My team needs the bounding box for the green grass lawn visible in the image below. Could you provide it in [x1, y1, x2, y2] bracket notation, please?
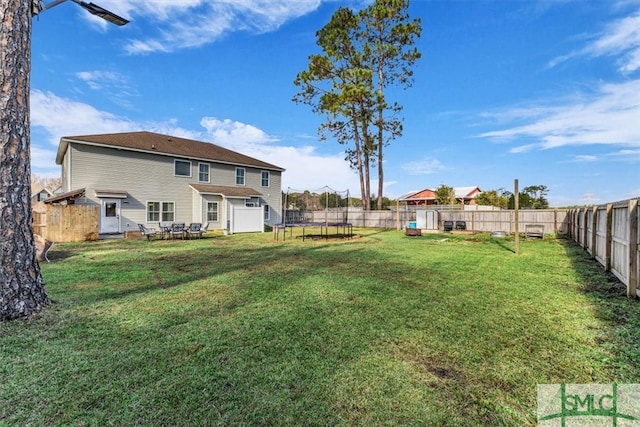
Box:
[1, 229, 639, 426]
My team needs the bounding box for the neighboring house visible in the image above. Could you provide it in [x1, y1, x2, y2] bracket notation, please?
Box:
[30, 184, 54, 216]
[400, 186, 482, 206]
[397, 189, 437, 206]
[452, 186, 482, 205]
[31, 184, 54, 205]
[53, 131, 285, 235]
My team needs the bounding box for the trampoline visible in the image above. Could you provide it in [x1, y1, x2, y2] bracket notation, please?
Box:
[273, 221, 353, 241]
[276, 186, 354, 241]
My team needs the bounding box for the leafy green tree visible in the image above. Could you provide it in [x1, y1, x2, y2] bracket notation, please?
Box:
[523, 185, 550, 209]
[507, 185, 549, 209]
[358, 0, 421, 209]
[294, 7, 374, 209]
[435, 185, 457, 205]
[293, 1, 421, 211]
[369, 195, 395, 210]
[349, 197, 363, 208]
[475, 188, 511, 209]
[319, 192, 346, 209]
[283, 192, 306, 210]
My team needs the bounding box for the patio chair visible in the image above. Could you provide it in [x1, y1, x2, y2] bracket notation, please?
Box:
[138, 223, 159, 241]
[169, 222, 186, 239]
[443, 221, 454, 232]
[159, 221, 172, 239]
[185, 222, 203, 239]
[455, 221, 467, 230]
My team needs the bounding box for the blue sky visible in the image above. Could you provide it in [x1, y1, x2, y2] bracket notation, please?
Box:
[30, 0, 640, 206]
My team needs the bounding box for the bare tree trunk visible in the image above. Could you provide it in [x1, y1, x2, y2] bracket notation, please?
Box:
[351, 119, 367, 211]
[0, 0, 50, 320]
[376, 108, 384, 210]
[359, 116, 373, 211]
[376, 60, 385, 211]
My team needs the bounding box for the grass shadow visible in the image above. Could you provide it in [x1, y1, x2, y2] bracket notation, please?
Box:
[558, 236, 640, 380]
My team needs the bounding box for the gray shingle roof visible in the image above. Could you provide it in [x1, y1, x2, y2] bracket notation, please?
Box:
[56, 131, 284, 171]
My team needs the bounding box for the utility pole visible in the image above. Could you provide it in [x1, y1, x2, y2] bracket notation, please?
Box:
[514, 179, 519, 255]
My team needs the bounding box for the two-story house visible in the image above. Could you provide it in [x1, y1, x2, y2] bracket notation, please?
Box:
[52, 131, 284, 235]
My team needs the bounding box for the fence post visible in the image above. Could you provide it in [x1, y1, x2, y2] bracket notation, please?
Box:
[605, 203, 613, 271]
[628, 198, 638, 298]
[567, 209, 576, 241]
[591, 206, 598, 258]
[581, 206, 589, 249]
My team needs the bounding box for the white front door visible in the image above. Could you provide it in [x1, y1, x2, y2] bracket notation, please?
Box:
[100, 199, 121, 233]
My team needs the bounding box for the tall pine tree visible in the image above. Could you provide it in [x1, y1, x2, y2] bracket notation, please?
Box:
[0, 0, 50, 320]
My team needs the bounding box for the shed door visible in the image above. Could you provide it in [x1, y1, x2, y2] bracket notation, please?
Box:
[100, 199, 121, 233]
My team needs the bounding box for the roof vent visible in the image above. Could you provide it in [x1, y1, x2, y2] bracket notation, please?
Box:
[151, 144, 156, 149]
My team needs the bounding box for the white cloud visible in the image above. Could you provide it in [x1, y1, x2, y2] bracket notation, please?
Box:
[401, 157, 446, 175]
[200, 117, 279, 146]
[199, 116, 360, 192]
[479, 79, 640, 151]
[572, 154, 599, 162]
[31, 90, 138, 146]
[114, 0, 323, 54]
[30, 145, 61, 177]
[549, 9, 640, 74]
[74, 70, 138, 109]
[606, 148, 640, 161]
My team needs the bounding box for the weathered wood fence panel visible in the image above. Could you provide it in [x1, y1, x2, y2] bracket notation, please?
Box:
[302, 208, 569, 233]
[303, 209, 415, 229]
[611, 205, 630, 284]
[594, 206, 608, 265]
[33, 211, 47, 237]
[438, 210, 568, 234]
[40, 204, 100, 242]
[568, 198, 639, 298]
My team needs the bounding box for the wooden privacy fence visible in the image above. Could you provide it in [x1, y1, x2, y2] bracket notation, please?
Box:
[438, 209, 568, 234]
[33, 204, 99, 242]
[301, 209, 414, 229]
[303, 208, 569, 234]
[567, 198, 639, 298]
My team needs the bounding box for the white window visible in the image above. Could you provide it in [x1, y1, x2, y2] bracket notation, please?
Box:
[147, 202, 160, 221]
[263, 204, 270, 220]
[198, 163, 210, 183]
[147, 201, 175, 222]
[261, 171, 270, 187]
[174, 160, 191, 177]
[207, 202, 218, 222]
[235, 167, 245, 185]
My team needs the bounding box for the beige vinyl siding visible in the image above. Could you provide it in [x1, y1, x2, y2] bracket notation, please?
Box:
[69, 144, 195, 231]
[202, 195, 223, 229]
[62, 148, 71, 192]
[253, 170, 281, 225]
[208, 162, 282, 225]
[67, 142, 284, 231]
[191, 188, 201, 224]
